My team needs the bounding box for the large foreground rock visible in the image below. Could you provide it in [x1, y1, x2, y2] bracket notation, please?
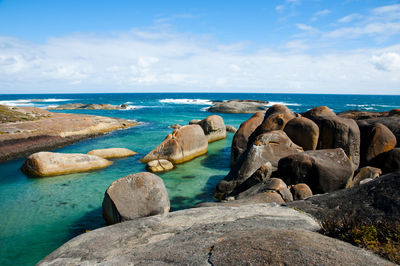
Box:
[369, 148, 400, 174]
[198, 115, 226, 143]
[361, 116, 400, 146]
[230, 112, 264, 168]
[207, 99, 268, 113]
[39, 204, 391, 266]
[87, 148, 137, 159]
[102, 172, 170, 225]
[287, 171, 400, 223]
[278, 148, 353, 193]
[21, 152, 112, 177]
[141, 125, 208, 164]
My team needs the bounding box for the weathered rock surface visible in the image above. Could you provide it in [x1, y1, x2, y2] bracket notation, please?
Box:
[230, 162, 273, 195]
[198, 115, 226, 143]
[305, 107, 360, 170]
[345, 166, 381, 188]
[251, 104, 296, 138]
[302, 106, 336, 120]
[369, 148, 400, 174]
[170, 124, 181, 130]
[21, 152, 112, 177]
[87, 148, 137, 159]
[291, 183, 313, 200]
[236, 178, 293, 202]
[284, 117, 319, 150]
[361, 117, 400, 147]
[48, 103, 129, 110]
[0, 106, 136, 162]
[225, 125, 237, 133]
[215, 131, 302, 200]
[188, 119, 201, 125]
[140, 125, 208, 164]
[337, 108, 400, 120]
[207, 99, 268, 113]
[230, 111, 264, 168]
[39, 204, 391, 266]
[278, 148, 353, 193]
[287, 171, 400, 223]
[146, 159, 174, 173]
[358, 121, 397, 165]
[102, 172, 170, 225]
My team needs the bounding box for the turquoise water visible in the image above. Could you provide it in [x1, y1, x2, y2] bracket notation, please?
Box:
[1, 93, 400, 265]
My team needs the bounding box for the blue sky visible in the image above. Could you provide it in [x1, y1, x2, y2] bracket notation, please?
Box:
[0, 0, 400, 94]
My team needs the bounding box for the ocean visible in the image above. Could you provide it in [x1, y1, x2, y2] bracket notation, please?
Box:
[0, 93, 400, 265]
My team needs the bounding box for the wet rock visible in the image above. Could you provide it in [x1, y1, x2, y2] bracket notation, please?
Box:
[345, 166, 381, 188]
[146, 159, 174, 173]
[21, 152, 112, 177]
[198, 115, 226, 143]
[278, 148, 353, 193]
[102, 172, 170, 225]
[141, 125, 208, 164]
[284, 117, 319, 150]
[230, 112, 264, 168]
[87, 148, 137, 159]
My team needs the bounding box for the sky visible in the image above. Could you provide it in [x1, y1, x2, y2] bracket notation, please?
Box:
[0, 0, 400, 94]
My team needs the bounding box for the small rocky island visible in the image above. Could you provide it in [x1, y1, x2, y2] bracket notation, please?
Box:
[48, 103, 131, 110]
[38, 104, 400, 265]
[207, 99, 268, 113]
[0, 105, 136, 162]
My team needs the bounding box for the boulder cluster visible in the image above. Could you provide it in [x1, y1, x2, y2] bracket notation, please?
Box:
[214, 104, 399, 203]
[141, 115, 227, 172]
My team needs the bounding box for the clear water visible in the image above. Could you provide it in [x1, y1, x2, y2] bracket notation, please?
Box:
[0, 93, 399, 265]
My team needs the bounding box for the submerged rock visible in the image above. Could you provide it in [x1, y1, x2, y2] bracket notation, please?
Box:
[225, 125, 237, 133]
[140, 125, 208, 164]
[87, 148, 137, 159]
[146, 159, 174, 173]
[102, 172, 170, 225]
[21, 152, 112, 177]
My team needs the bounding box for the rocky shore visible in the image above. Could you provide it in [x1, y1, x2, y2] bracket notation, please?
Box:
[207, 99, 268, 113]
[47, 103, 131, 110]
[0, 105, 136, 162]
[33, 104, 400, 264]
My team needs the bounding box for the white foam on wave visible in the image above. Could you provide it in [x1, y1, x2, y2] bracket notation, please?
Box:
[32, 98, 73, 102]
[0, 100, 34, 106]
[266, 101, 301, 107]
[0, 98, 73, 107]
[200, 107, 209, 112]
[159, 98, 213, 105]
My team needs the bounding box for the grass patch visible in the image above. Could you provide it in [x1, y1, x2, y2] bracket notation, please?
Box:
[320, 216, 400, 264]
[0, 105, 45, 123]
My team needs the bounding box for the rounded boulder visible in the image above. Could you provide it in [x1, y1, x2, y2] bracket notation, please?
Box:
[102, 172, 170, 225]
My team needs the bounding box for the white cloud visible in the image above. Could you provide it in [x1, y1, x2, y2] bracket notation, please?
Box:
[338, 13, 362, 23]
[315, 9, 331, 17]
[0, 32, 399, 94]
[296, 23, 314, 31]
[275, 5, 285, 12]
[371, 52, 400, 72]
[372, 4, 400, 14]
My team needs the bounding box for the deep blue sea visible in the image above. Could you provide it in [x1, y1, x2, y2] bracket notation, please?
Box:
[1, 93, 400, 265]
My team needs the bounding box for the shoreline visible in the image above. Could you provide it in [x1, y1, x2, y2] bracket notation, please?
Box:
[0, 105, 137, 162]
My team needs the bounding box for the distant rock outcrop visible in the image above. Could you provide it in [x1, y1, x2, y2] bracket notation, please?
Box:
[48, 103, 130, 110]
[207, 99, 268, 113]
